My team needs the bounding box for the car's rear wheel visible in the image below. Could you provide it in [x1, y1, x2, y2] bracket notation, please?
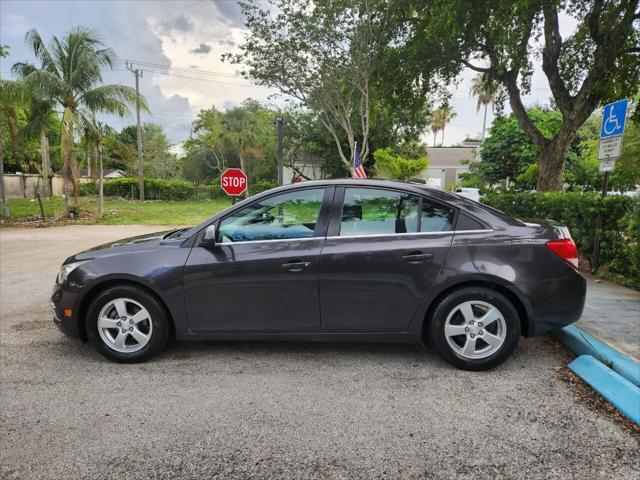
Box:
[428, 287, 520, 371]
[86, 285, 170, 363]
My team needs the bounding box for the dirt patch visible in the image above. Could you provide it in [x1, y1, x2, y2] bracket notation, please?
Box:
[11, 320, 51, 332]
[545, 336, 640, 439]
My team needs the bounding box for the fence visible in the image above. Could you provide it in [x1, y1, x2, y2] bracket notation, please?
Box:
[3, 174, 93, 198]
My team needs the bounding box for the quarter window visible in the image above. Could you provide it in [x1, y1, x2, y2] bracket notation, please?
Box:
[218, 188, 325, 243]
[420, 199, 455, 232]
[339, 188, 419, 236]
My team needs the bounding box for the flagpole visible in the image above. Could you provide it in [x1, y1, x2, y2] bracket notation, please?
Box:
[353, 141, 357, 178]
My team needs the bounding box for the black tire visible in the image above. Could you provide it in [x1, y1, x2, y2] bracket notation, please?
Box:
[428, 287, 520, 371]
[86, 285, 170, 363]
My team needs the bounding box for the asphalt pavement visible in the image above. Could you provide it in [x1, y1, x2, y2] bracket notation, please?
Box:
[0, 225, 638, 480]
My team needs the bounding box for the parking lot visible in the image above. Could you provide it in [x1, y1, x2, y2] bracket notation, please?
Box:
[1, 225, 638, 479]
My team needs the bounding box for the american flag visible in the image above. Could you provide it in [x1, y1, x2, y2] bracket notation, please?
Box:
[352, 142, 367, 178]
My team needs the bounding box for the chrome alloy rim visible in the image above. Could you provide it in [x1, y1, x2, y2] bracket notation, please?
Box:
[444, 300, 507, 360]
[97, 298, 153, 353]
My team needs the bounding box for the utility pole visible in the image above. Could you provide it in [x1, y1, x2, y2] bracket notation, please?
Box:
[275, 116, 284, 185]
[126, 61, 145, 201]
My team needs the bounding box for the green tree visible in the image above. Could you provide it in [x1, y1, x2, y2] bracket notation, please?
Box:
[384, 0, 640, 191]
[373, 147, 429, 180]
[142, 124, 179, 179]
[0, 77, 24, 217]
[13, 27, 147, 207]
[227, 0, 392, 170]
[480, 108, 563, 186]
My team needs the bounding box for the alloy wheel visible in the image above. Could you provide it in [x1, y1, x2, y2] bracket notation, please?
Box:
[444, 300, 507, 359]
[97, 298, 153, 353]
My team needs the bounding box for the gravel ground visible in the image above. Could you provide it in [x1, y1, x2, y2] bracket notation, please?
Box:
[1, 225, 638, 480]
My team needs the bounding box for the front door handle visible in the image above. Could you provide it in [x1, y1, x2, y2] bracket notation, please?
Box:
[282, 261, 311, 272]
[402, 252, 433, 263]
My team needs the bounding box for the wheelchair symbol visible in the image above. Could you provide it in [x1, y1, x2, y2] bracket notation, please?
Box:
[602, 105, 623, 136]
[603, 106, 621, 135]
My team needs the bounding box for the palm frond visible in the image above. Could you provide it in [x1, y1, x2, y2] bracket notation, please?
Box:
[24, 29, 59, 75]
[21, 69, 69, 102]
[81, 84, 149, 117]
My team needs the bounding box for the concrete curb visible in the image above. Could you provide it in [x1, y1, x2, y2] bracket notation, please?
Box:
[568, 355, 640, 425]
[551, 325, 640, 386]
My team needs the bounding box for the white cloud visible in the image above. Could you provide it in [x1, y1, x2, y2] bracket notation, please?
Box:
[0, 1, 580, 148]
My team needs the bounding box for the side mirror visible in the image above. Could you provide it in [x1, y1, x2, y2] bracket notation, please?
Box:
[200, 224, 217, 247]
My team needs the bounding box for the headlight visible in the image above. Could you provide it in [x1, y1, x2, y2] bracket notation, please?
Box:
[57, 260, 90, 284]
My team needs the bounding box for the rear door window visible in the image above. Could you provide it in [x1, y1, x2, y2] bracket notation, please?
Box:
[339, 188, 419, 236]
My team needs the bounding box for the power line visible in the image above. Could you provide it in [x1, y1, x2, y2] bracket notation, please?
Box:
[118, 59, 245, 79]
[140, 68, 257, 87]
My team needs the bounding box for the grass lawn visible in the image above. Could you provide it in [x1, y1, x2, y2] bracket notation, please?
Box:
[4, 196, 233, 226]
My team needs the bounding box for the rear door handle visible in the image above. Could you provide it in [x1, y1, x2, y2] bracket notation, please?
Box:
[402, 252, 433, 263]
[282, 261, 311, 272]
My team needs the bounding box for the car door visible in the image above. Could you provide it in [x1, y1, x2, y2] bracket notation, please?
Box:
[319, 186, 455, 332]
[183, 187, 332, 332]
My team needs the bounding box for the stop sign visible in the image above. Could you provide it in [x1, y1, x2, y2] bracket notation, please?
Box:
[220, 168, 248, 196]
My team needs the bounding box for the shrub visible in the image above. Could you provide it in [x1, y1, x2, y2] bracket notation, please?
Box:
[79, 177, 226, 200]
[483, 192, 640, 288]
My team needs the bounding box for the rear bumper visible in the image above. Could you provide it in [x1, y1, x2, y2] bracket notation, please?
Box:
[516, 270, 587, 337]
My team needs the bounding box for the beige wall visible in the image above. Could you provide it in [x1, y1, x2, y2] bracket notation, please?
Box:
[3, 174, 92, 198]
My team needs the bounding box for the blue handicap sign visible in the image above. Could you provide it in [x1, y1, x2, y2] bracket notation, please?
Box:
[600, 99, 628, 138]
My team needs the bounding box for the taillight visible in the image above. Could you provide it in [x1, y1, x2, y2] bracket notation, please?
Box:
[546, 238, 579, 269]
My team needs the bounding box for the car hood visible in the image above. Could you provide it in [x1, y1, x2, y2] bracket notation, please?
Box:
[65, 230, 177, 263]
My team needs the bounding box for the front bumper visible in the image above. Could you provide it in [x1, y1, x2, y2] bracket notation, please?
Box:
[51, 282, 84, 340]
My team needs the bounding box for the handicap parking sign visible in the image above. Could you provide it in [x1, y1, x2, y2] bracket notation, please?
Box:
[600, 99, 628, 138]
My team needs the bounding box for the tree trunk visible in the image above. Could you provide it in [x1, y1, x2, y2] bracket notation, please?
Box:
[98, 143, 104, 214]
[433, 133, 437, 148]
[239, 153, 249, 196]
[86, 146, 91, 178]
[0, 128, 9, 218]
[61, 118, 77, 207]
[536, 133, 573, 191]
[441, 126, 445, 147]
[40, 131, 51, 197]
[481, 104, 488, 142]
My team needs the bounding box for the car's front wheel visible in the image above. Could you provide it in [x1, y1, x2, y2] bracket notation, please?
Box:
[428, 287, 520, 371]
[86, 285, 170, 363]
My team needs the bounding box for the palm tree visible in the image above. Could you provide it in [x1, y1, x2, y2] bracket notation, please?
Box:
[437, 103, 457, 147]
[470, 73, 502, 142]
[429, 112, 443, 148]
[22, 97, 56, 196]
[12, 27, 147, 208]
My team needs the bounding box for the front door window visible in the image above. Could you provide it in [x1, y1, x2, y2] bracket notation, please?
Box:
[218, 188, 326, 243]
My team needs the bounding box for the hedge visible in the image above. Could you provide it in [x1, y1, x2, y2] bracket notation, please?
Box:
[80, 178, 217, 200]
[483, 192, 640, 288]
[80, 177, 281, 200]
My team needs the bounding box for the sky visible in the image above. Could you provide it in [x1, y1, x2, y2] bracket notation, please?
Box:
[0, 0, 578, 152]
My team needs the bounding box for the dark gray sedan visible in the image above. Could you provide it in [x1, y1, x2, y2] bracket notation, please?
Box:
[51, 179, 586, 370]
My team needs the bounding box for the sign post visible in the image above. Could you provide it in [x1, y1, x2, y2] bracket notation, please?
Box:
[592, 99, 628, 270]
[220, 168, 248, 205]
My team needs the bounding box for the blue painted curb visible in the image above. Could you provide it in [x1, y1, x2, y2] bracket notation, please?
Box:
[552, 324, 640, 387]
[568, 355, 640, 425]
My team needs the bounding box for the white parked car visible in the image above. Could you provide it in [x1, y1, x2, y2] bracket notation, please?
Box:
[454, 187, 482, 202]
